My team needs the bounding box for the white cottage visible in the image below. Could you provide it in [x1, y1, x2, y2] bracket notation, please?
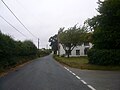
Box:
[58, 42, 92, 57]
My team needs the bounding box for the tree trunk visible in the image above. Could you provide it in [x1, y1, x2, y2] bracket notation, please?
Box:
[54, 50, 57, 54]
[67, 53, 70, 58]
[67, 49, 71, 58]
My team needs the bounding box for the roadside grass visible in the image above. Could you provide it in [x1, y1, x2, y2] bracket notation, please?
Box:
[53, 55, 120, 71]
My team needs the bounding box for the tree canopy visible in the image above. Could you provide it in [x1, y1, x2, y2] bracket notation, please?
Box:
[49, 34, 58, 54]
[87, 0, 120, 49]
[59, 25, 91, 57]
[87, 0, 120, 65]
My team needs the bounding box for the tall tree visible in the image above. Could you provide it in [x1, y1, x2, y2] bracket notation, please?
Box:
[59, 25, 87, 57]
[88, 0, 120, 49]
[87, 0, 120, 65]
[49, 34, 58, 54]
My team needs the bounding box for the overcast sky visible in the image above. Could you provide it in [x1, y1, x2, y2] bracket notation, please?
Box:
[0, 0, 98, 48]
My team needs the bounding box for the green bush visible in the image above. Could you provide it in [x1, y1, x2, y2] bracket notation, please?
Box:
[37, 49, 52, 57]
[0, 31, 37, 71]
[87, 49, 120, 65]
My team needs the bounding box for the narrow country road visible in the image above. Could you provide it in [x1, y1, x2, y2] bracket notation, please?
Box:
[0, 55, 91, 90]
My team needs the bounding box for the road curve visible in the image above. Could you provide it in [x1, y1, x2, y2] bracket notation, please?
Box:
[0, 55, 90, 90]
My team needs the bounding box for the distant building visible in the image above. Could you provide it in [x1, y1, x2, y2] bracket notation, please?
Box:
[57, 42, 92, 57]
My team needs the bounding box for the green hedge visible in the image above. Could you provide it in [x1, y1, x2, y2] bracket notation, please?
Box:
[37, 49, 52, 57]
[0, 32, 37, 72]
[87, 49, 120, 65]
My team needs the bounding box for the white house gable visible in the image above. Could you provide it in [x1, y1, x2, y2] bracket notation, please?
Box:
[58, 42, 92, 57]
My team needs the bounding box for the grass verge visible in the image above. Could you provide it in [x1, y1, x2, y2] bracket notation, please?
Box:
[53, 55, 120, 71]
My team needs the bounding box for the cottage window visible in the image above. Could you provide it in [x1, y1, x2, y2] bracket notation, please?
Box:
[76, 50, 80, 55]
[84, 42, 89, 46]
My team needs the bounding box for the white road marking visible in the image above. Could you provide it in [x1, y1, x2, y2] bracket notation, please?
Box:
[64, 67, 70, 71]
[76, 76, 81, 80]
[64, 67, 67, 70]
[66, 68, 69, 71]
[81, 80, 87, 84]
[87, 85, 96, 90]
[72, 72, 76, 76]
[63, 66, 96, 90]
[69, 70, 72, 73]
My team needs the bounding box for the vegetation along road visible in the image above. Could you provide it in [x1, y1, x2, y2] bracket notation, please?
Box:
[0, 55, 120, 90]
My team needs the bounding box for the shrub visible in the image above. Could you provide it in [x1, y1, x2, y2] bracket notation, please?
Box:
[37, 49, 51, 57]
[87, 49, 120, 65]
[61, 54, 65, 57]
[0, 31, 37, 71]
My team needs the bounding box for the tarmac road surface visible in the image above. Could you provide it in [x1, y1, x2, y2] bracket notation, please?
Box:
[0, 55, 91, 90]
[1, 55, 119, 90]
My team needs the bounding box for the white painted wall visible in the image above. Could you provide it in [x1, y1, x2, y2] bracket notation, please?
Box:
[58, 44, 65, 56]
[58, 43, 92, 57]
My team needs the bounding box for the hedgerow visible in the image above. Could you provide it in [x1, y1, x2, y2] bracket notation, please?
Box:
[0, 31, 37, 71]
[87, 49, 120, 65]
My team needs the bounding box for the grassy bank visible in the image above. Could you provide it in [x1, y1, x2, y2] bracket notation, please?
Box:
[54, 55, 120, 71]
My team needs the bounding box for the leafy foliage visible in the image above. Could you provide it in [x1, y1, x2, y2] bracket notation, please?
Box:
[0, 31, 37, 71]
[37, 49, 52, 57]
[88, 49, 120, 65]
[87, 0, 120, 49]
[59, 25, 91, 57]
[49, 34, 58, 54]
[87, 0, 120, 65]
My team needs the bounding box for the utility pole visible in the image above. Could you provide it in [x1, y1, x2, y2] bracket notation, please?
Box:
[46, 44, 48, 49]
[38, 38, 39, 50]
